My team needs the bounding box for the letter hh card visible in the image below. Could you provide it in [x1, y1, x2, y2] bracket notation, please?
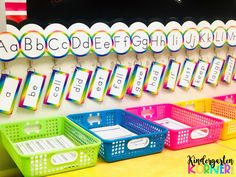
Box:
[163, 59, 181, 91]
[221, 55, 236, 84]
[19, 71, 46, 111]
[44, 70, 69, 107]
[126, 64, 148, 98]
[178, 59, 196, 89]
[206, 57, 225, 86]
[191, 59, 210, 90]
[66, 67, 92, 104]
[144, 62, 166, 95]
[107, 64, 131, 99]
[87, 66, 111, 102]
[0, 74, 22, 115]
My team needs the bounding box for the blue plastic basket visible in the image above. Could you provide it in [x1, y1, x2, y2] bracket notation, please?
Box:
[67, 109, 168, 162]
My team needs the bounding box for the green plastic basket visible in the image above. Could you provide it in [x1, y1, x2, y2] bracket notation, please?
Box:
[0, 116, 101, 177]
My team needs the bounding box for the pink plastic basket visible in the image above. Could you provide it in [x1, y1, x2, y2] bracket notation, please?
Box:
[126, 104, 224, 150]
[214, 94, 236, 104]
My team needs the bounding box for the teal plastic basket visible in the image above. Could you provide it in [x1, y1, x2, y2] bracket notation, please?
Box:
[68, 109, 168, 162]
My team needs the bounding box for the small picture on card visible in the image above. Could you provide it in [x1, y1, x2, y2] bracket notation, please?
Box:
[87, 66, 112, 102]
[163, 59, 181, 91]
[44, 70, 69, 107]
[66, 67, 92, 104]
[126, 64, 148, 98]
[206, 57, 225, 86]
[107, 64, 131, 99]
[144, 62, 165, 95]
[0, 74, 22, 115]
[19, 71, 46, 111]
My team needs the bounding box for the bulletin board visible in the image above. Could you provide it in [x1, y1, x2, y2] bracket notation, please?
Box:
[1, 1, 236, 176]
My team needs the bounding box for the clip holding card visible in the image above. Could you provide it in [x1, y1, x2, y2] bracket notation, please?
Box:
[1, 62, 10, 75]
[134, 53, 142, 66]
[52, 57, 61, 71]
[27, 60, 36, 72]
[75, 56, 82, 68]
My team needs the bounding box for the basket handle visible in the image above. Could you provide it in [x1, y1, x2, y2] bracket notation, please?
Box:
[51, 151, 78, 165]
[87, 113, 101, 125]
[190, 128, 209, 139]
[127, 137, 150, 150]
[140, 106, 155, 119]
[24, 122, 42, 135]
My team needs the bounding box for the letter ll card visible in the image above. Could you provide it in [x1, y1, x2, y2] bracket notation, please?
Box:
[44, 70, 69, 107]
[19, 71, 46, 111]
[163, 59, 181, 91]
[144, 62, 165, 95]
[66, 67, 92, 104]
[87, 66, 112, 102]
[126, 64, 148, 98]
[0, 74, 22, 115]
[206, 57, 225, 86]
[107, 64, 131, 99]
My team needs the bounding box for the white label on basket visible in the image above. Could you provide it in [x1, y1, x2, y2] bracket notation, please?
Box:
[190, 128, 209, 139]
[178, 59, 196, 88]
[91, 125, 136, 140]
[206, 57, 224, 86]
[127, 137, 150, 150]
[51, 151, 78, 165]
[155, 118, 190, 130]
[15, 135, 75, 155]
[191, 60, 209, 89]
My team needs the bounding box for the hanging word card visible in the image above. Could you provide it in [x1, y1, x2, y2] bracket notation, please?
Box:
[163, 59, 181, 91]
[126, 64, 148, 98]
[178, 59, 196, 89]
[88, 66, 111, 102]
[0, 74, 22, 115]
[19, 71, 46, 111]
[66, 67, 92, 104]
[191, 60, 210, 89]
[107, 64, 131, 99]
[221, 55, 236, 84]
[44, 70, 69, 107]
[144, 62, 166, 95]
[206, 57, 225, 86]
